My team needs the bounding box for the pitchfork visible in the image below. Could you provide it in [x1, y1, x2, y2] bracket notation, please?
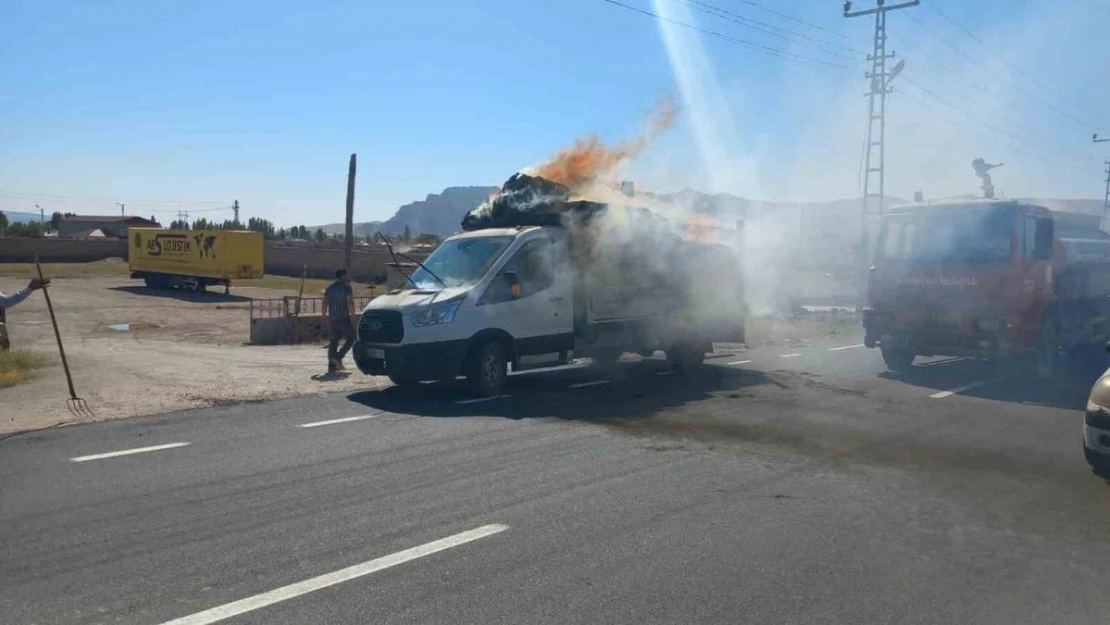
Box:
[33, 251, 93, 419]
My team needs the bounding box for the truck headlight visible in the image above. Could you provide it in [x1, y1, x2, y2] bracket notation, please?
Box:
[412, 296, 464, 327]
[976, 318, 1002, 332]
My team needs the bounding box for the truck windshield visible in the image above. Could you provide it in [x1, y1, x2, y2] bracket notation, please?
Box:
[406, 236, 513, 289]
[879, 207, 1013, 265]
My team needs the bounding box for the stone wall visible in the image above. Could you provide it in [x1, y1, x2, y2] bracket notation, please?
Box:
[0, 237, 127, 262]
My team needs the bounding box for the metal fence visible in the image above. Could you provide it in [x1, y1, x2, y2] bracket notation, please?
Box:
[249, 296, 375, 321]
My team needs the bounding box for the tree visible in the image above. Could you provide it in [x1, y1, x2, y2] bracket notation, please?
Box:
[7, 221, 44, 238]
[402, 225, 412, 242]
[50, 211, 64, 231]
[314, 227, 327, 242]
[0, 211, 8, 236]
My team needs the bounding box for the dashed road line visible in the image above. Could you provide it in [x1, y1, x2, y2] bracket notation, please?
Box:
[655, 371, 675, 376]
[727, 360, 752, 365]
[828, 344, 865, 351]
[71, 442, 191, 463]
[929, 378, 996, 399]
[779, 353, 802, 358]
[299, 414, 382, 429]
[569, 380, 611, 389]
[157, 524, 510, 625]
[455, 395, 511, 405]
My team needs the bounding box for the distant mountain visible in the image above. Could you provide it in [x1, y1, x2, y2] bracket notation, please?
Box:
[313, 181, 1107, 245]
[1, 211, 42, 224]
[379, 186, 498, 237]
[313, 221, 384, 237]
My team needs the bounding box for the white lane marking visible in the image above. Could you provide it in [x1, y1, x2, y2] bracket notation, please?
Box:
[779, 353, 802, 358]
[299, 414, 382, 429]
[71, 442, 190, 463]
[656, 370, 675, 376]
[455, 395, 510, 405]
[727, 360, 752, 365]
[569, 380, 611, 389]
[157, 524, 509, 625]
[929, 378, 995, 399]
[827, 344, 865, 351]
[916, 357, 970, 368]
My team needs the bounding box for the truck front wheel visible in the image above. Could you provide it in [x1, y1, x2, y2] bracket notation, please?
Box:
[466, 340, 508, 397]
[881, 346, 915, 371]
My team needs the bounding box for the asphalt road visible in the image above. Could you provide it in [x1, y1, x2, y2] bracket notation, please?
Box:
[3, 334, 1110, 624]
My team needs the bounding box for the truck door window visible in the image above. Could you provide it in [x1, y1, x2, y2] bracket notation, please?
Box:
[481, 238, 554, 304]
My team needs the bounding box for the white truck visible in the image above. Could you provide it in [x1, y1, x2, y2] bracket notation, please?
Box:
[351, 174, 745, 396]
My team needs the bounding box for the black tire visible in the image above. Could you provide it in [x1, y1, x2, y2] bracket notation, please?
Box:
[466, 340, 508, 397]
[881, 345, 915, 371]
[1084, 444, 1110, 479]
[667, 341, 705, 373]
[388, 374, 421, 388]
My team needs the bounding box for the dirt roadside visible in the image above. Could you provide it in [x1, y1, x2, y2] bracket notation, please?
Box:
[0, 273, 387, 434]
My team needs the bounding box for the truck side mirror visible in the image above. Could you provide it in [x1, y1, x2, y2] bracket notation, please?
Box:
[373, 272, 388, 285]
[503, 271, 521, 298]
[1034, 219, 1054, 261]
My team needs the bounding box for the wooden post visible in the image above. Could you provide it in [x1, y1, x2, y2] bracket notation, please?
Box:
[295, 263, 308, 316]
[345, 153, 357, 273]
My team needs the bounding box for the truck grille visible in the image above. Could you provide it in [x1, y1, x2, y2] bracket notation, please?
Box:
[359, 310, 403, 343]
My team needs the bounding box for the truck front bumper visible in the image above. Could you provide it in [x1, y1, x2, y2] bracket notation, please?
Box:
[352, 340, 469, 381]
[863, 311, 1014, 358]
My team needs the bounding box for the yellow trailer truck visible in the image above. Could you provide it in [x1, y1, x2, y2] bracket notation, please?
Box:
[128, 229, 264, 293]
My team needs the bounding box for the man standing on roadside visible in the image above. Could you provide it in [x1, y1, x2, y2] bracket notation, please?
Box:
[0, 277, 51, 351]
[321, 268, 357, 372]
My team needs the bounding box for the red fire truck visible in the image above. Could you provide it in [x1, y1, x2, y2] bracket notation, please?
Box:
[863, 199, 1110, 375]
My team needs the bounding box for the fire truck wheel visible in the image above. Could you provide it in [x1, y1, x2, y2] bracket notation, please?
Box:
[466, 339, 508, 397]
[881, 346, 915, 371]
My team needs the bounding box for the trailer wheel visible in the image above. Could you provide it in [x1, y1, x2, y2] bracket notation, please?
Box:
[466, 340, 508, 397]
[881, 346, 915, 371]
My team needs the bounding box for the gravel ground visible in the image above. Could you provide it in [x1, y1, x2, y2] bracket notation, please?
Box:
[0, 274, 387, 434]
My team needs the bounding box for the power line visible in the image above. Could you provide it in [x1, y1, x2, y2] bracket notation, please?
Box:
[905, 9, 1094, 131]
[726, 0, 857, 43]
[599, 0, 1083, 174]
[597, 0, 853, 70]
[664, 0, 861, 58]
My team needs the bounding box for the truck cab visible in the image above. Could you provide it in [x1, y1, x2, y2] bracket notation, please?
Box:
[864, 200, 1057, 370]
[352, 226, 576, 395]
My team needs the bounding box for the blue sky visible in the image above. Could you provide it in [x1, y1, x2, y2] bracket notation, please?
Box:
[1, 0, 1107, 227]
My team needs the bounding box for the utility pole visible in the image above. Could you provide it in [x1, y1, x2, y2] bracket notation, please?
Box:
[36, 204, 44, 228]
[117, 202, 125, 217]
[1096, 135, 1110, 230]
[1102, 160, 1110, 231]
[344, 153, 357, 272]
[232, 199, 240, 226]
[844, 0, 917, 310]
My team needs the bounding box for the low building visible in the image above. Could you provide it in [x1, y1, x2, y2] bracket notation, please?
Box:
[58, 215, 160, 239]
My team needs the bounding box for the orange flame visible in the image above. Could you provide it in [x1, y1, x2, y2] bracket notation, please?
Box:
[534, 96, 677, 191]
